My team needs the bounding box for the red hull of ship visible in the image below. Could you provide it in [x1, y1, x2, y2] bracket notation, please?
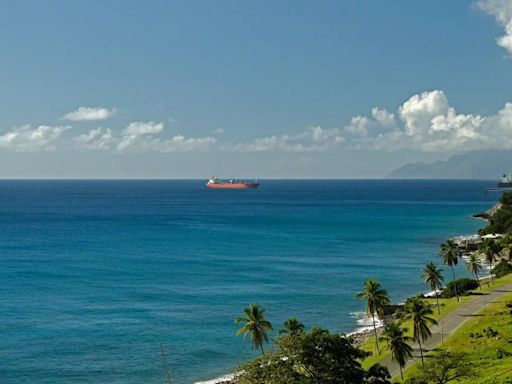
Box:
[206, 182, 259, 189]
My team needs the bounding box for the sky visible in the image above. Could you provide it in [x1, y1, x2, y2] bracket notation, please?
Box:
[1, 0, 512, 179]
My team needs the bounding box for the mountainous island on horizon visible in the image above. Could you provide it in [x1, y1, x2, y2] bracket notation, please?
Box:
[386, 150, 512, 180]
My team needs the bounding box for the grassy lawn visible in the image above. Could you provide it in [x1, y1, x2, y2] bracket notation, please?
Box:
[360, 272, 512, 371]
[399, 287, 512, 383]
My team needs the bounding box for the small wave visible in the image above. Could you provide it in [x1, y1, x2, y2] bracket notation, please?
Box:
[348, 311, 384, 335]
[194, 373, 235, 384]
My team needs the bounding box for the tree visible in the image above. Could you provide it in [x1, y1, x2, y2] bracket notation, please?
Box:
[356, 279, 390, 354]
[279, 316, 305, 337]
[439, 240, 462, 302]
[499, 233, 512, 260]
[411, 350, 474, 384]
[401, 297, 437, 366]
[235, 303, 273, 354]
[479, 239, 502, 284]
[466, 254, 483, 289]
[379, 323, 413, 380]
[237, 327, 391, 384]
[422, 262, 444, 314]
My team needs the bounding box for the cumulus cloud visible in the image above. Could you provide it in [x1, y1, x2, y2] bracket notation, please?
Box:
[342, 90, 499, 152]
[371, 107, 396, 127]
[477, 0, 512, 55]
[74, 121, 216, 153]
[0, 125, 70, 151]
[228, 89, 512, 154]
[74, 127, 114, 150]
[62, 106, 117, 121]
[227, 126, 344, 152]
[116, 133, 216, 152]
[344, 108, 395, 138]
[344, 116, 372, 137]
[122, 121, 164, 136]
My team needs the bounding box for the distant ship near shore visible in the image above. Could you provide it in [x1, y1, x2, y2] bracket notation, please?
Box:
[206, 176, 259, 189]
[498, 174, 512, 188]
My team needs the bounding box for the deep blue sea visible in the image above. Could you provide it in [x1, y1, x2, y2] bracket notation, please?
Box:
[0, 180, 498, 383]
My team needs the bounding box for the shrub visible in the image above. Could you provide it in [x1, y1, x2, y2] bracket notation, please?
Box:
[441, 278, 478, 298]
[493, 260, 512, 278]
[483, 327, 499, 338]
[408, 351, 474, 384]
[382, 304, 403, 316]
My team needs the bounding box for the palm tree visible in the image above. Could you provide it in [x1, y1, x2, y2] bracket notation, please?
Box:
[439, 240, 462, 302]
[235, 304, 273, 354]
[479, 239, 501, 284]
[379, 323, 413, 380]
[356, 279, 390, 354]
[466, 253, 483, 289]
[422, 262, 444, 314]
[279, 316, 305, 336]
[401, 297, 438, 366]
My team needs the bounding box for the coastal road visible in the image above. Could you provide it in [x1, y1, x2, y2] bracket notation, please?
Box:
[381, 282, 512, 379]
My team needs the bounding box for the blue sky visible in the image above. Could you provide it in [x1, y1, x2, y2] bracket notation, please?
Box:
[0, 0, 511, 178]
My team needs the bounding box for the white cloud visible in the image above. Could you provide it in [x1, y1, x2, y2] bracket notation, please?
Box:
[398, 90, 450, 136]
[63, 107, 116, 121]
[116, 133, 216, 152]
[74, 121, 216, 153]
[0, 125, 70, 151]
[122, 121, 164, 136]
[158, 135, 217, 152]
[228, 126, 344, 152]
[74, 127, 114, 150]
[342, 90, 493, 152]
[477, 0, 512, 55]
[344, 116, 372, 137]
[371, 107, 395, 127]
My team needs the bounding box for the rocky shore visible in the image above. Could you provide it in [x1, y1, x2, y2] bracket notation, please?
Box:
[348, 326, 384, 346]
[473, 202, 502, 219]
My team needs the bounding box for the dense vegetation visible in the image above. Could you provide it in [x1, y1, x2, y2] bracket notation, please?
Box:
[493, 259, 512, 278]
[480, 192, 512, 235]
[236, 327, 391, 384]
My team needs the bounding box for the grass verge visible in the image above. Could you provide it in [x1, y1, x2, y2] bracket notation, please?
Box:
[360, 272, 512, 371]
[399, 287, 512, 383]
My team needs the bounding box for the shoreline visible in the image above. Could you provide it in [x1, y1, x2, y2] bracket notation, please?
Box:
[194, 202, 499, 384]
[193, 267, 492, 384]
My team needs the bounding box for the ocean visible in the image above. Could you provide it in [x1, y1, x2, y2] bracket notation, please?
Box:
[0, 180, 497, 384]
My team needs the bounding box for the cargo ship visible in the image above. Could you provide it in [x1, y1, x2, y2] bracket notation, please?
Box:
[498, 174, 512, 188]
[206, 177, 259, 189]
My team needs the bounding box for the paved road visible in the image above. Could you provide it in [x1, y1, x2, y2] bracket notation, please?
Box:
[380, 282, 512, 379]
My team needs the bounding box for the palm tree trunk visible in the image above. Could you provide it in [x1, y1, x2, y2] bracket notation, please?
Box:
[371, 313, 380, 354]
[399, 365, 404, 381]
[475, 272, 481, 289]
[451, 265, 459, 302]
[260, 344, 265, 355]
[418, 338, 424, 367]
[434, 284, 441, 314]
[489, 261, 494, 284]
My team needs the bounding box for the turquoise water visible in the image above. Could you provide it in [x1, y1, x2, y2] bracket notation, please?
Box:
[0, 180, 496, 383]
